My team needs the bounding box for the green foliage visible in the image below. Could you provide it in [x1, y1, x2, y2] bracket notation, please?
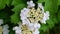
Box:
[6, 0, 12, 6]
[44, 0, 58, 14]
[0, 0, 6, 9]
[58, 9, 60, 21]
[11, 0, 27, 6]
[11, 4, 26, 24]
[40, 24, 49, 32]
[38, 0, 45, 3]
[0, 0, 11, 9]
[58, 0, 60, 5]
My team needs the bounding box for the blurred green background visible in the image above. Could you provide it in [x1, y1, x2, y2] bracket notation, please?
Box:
[0, 0, 60, 34]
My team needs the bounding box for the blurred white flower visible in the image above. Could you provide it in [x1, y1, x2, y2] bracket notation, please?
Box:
[33, 29, 40, 34]
[38, 3, 44, 13]
[0, 24, 9, 34]
[27, 0, 35, 8]
[20, 8, 30, 25]
[40, 11, 50, 24]
[3, 24, 9, 34]
[34, 23, 41, 29]
[0, 19, 3, 25]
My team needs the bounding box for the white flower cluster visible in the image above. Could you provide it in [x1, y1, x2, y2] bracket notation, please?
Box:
[13, 0, 50, 34]
[0, 19, 9, 34]
[13, 23, 40, 34]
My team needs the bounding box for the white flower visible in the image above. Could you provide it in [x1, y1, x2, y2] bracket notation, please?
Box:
[0, 24, 9, 34]
[27, 0, 35, 8]
[20, 8, 30, 25]
[13, 23, 40, 34]
[3, 30, 9, 34]
[33, 29, 40, 34]
[20, 8, 30, 20]
[3, 24, 9, 34]
[15, 29, 22, 34]
[22, 18, 30, 25]
[20, 2, 50, 24]
[0, 19, 3, 25]
[28, 23, 41, 31]
[40, 11, 50, 24]
[38, 3, 44, 13]
[27, 23, 34, 30]
[19, 0, 50, 34]
[13, 26, 22, 34]
[13, 26, 19, 30]
[34, 23, 41, 29]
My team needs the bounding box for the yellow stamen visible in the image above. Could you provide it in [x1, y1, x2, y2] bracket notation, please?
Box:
[27, 7, 44, 23]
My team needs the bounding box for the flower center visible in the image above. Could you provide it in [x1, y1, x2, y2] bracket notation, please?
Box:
[21, 25, 33, 34]
[27, 7, 44, 23]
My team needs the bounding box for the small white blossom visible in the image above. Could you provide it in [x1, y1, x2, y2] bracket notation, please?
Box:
[22, 18, 30, 25]
[20, 8, 30, 20]
[13, 26, 22, 34]
[20, 8, 30, 25]
[33, 29, 40, 34]
[27, 23, 34, 30]
[40, 11, 50, 24]
[13, 26, 19, 30]
[27, 0, 35, 8]
[38, 3, 44, 13]
[34, 23, 40, 29]
[28, 23, 41, 31]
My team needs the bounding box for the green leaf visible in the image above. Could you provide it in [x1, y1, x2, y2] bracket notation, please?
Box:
[44, 0, 58, 14]
[6, 0, 12, 6]
[11, 0, 27, 6]
[40, 24, 49, 32]
[11, 4, 26, 24]
[11, 13, 20, 24]
[58, 9, 60, 21]
[46, 14, 57, 28]
[12, 4, 26, 12]
[58, 0, 60, 5]
[38, 0, 45, 3]
[0, 0, 6, 9]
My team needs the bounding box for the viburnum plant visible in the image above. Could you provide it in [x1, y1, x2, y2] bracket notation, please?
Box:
[13, 0, 50, 34]
[0, 0, 60, 34]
